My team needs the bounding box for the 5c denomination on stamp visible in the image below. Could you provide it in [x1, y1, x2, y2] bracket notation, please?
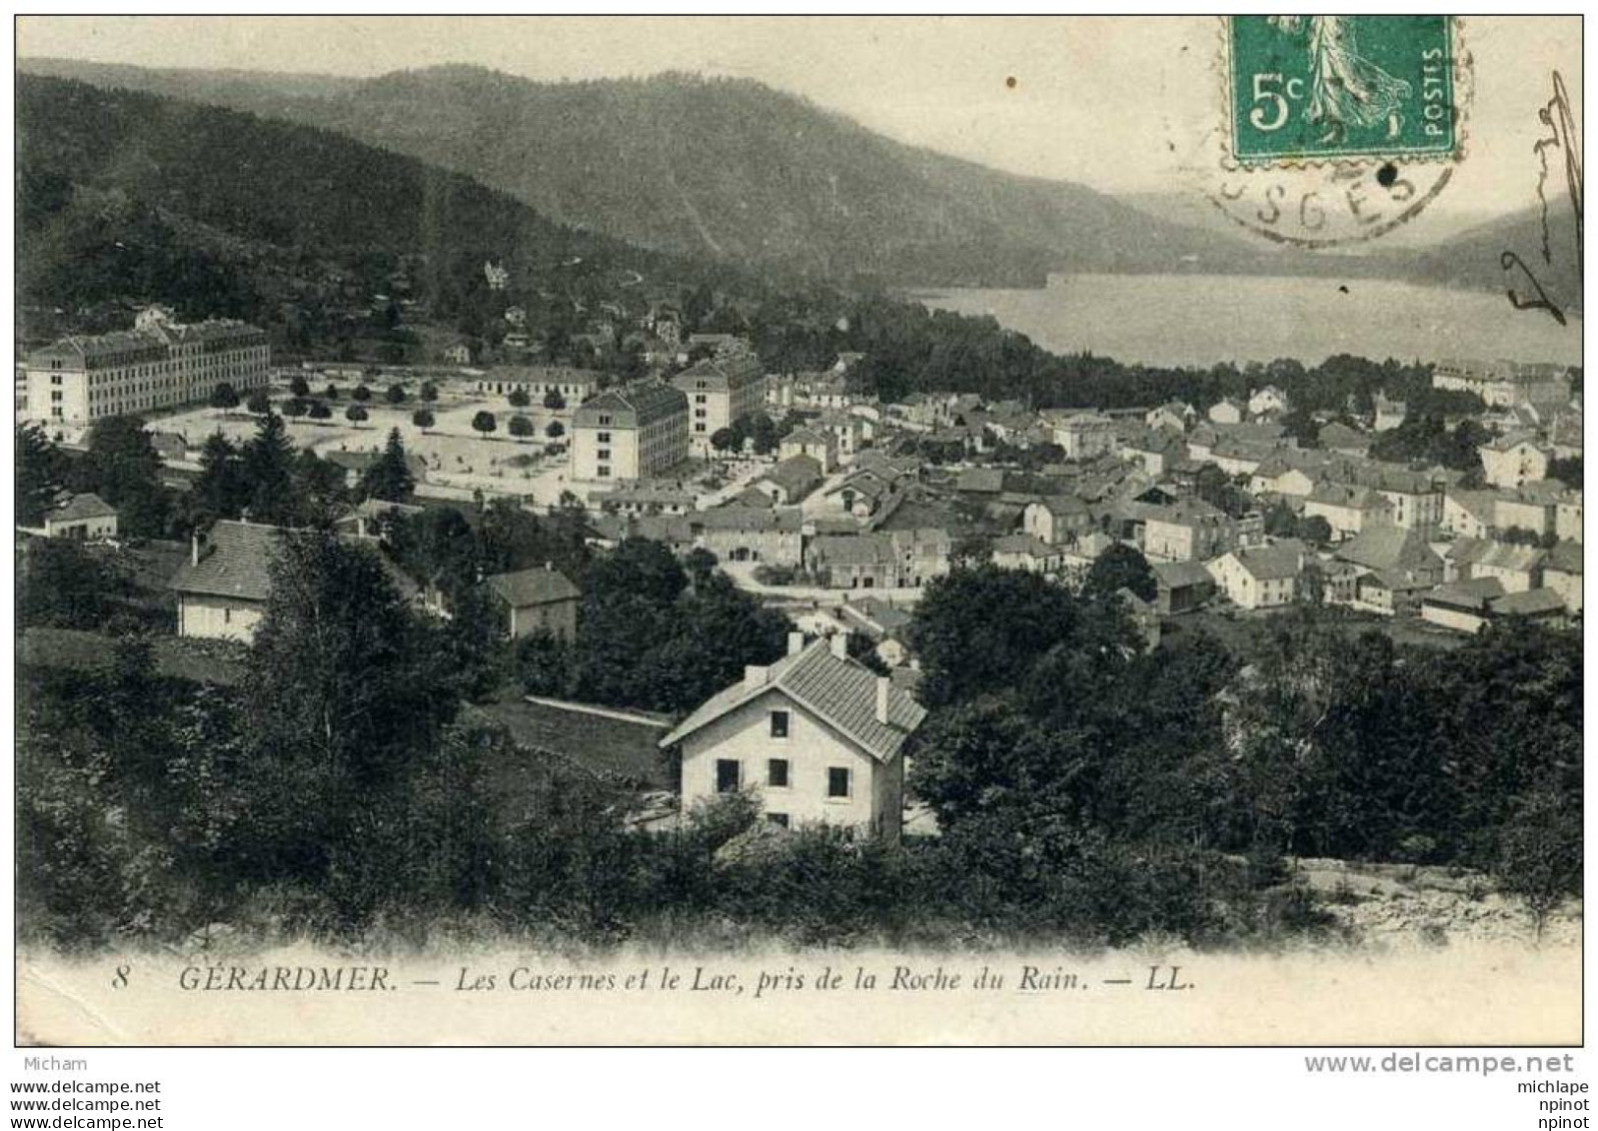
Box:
[1200, 15, 1468, 247]
[1227, 16, 1458, 165]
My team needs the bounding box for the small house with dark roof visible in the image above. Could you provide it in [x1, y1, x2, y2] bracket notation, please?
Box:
[1152, 559, 1217, 615]
[1422, 577, 1505, 634]
[659, 633, 926, 839]
[1206, 544, 1303, 610]
[753, 454, 823, 506]
[169, 521, 284, 642]
[1021, 495, 1093, 545]
[321, 449, 429, 490]
[484, 565, 580, 640]
[1318, 421, 1373, 458]
[169, 520, 421, 643]
[696, 506, 806, 566]
[1303, 481, 1395, 541]
[42, 493, 118, 541]
[778, 426, 837, 473]
[1420, 578, 1567, 633]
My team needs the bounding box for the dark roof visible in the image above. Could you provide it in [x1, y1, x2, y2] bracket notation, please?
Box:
[759, 454, 823, 498]
[782, 426, 831, 448]
[576, 383, 688, 427]
[1230, 545, 1302, 581]
[1426, 577, 1506, 611]
[1028, 494, 1091, 519]
[840, 597, 914, 637]
[1153, 560, 1215, 590]
[808, 533, 895, 566]
[1546, 540, 1583, 575]
[1333, 526, 1440, 573]
[728, 485, 776, 509]
[49, 493, 117, 523]
[1491, 588, 1567, 616]
[671, 353, 764, 391]
[1145, 498, 1227, 526]
[955, 468, 1006, 494]
[697, 507, 804, 533]
[484, 567, 580, 609]
[1307, 482, 1388, 510]
[168, 521, 420, 603]
[167, 521, 282, 601]
[1319, 422, 1372, 450]
[660, 639, 925, 762]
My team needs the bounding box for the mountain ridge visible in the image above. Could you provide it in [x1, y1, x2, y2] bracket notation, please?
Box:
[17, 57, 1267, 287]
[17, 56, 1581, 307]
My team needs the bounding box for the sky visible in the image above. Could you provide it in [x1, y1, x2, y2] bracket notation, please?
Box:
[16, 15, 1582, 221]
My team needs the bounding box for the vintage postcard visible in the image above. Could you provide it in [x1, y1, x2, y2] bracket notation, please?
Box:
[13, 15, 1582, 1047]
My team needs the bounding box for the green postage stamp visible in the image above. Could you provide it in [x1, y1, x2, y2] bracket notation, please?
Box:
[1227, 16, 1457, 164]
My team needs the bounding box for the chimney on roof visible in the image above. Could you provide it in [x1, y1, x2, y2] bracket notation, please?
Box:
[829, 631, 850, 660]
[744, 664, 770, 687]
[875, 676, 891, 726]
[191, 530, 203, 567]
[787, 631, 805, 656]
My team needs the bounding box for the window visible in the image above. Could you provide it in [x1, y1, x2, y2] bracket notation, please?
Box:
[767, 758, 790, 788]
[715, 759, 741, 794]
[770, 711, 789, 738]
[597, 466, 611, 478]
[598, 414, 613, 426]
[827, 767, 851, 799]
[765, 812, 790, 829]
[597, 431, 611, 443]
[597, 449, 611, 461]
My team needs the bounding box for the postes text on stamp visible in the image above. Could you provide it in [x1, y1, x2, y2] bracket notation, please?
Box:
[1228, 16, 1457, 165]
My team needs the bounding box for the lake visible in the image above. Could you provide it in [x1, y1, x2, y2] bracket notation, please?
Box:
[916, 274, 1583, 369]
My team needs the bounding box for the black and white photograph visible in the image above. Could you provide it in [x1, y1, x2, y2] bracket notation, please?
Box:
[10, 13, 1583, 1065]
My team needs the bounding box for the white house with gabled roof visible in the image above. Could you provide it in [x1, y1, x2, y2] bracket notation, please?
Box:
[659, 633, 926, 840]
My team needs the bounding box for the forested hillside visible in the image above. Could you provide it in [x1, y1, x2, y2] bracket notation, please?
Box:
[19, 59, 1266, 287]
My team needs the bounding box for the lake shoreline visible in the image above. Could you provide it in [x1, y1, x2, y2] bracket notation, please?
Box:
[910, 273, 1583, 369]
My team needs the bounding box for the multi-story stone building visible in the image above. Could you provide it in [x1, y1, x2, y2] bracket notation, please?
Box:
[1432, 360, 1574, 408]
[1142, 498, 1236, 563]
[1046, 411, 1118, 460]
[570, 383, 690, 481]
[21, 306, 269, 426]
[672, 352, 766, 452]
[1478, 433, 1552, 490]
